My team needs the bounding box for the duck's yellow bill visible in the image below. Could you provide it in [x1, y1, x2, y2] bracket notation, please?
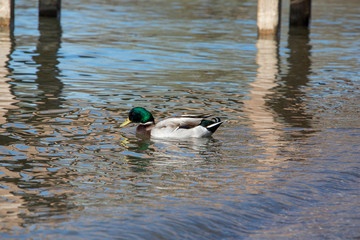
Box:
[120, 118, 132, 127]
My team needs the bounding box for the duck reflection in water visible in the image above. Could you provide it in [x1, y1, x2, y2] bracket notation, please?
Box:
[118, 121, 222, 167]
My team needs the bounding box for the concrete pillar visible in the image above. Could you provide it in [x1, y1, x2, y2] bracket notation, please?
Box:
[290, 0, 311, 26]
[257, 0, 282, 37]
[0, 0, 14, 28]
[39, 0, 61, 18]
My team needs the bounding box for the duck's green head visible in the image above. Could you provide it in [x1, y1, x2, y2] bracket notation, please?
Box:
[120, 107, 155, 127]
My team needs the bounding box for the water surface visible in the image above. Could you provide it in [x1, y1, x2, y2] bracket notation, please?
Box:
[0, 0, 359, 239]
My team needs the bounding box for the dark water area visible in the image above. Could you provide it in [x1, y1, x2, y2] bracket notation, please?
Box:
[0, 0, 359, 239]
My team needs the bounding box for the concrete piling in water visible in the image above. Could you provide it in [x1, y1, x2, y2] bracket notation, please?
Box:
[289, 0, 311, 27]
[39, 0, 61, 18]
[1, 0, 61, 30]
[257, 0, 311, 38]
[0, 0, 14, 28]
[2, 0, 310, 33]
[257, 0, 282, 38]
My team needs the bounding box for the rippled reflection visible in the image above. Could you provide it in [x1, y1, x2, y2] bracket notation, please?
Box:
[0, 29, 21, 231]
[268, 27, 313, 128]
[0, 30, 17, 125]
[33, 17, 64, 110]
[0, 18, 76, 233]
[243, 35, 283, 164]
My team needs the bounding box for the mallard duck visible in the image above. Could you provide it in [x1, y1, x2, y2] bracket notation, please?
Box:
[120, 107, 223, 139]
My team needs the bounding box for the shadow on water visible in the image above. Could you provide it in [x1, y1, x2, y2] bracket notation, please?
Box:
[6, 16, 63, 114]
[33, 17, 64, 110]
[268, 27, 313, 128]
[0, 18, 77, 233]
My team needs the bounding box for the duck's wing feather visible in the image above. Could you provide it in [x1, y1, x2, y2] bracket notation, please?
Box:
[155, 117, 205, 130]
[152, 115, 223, 138]
[179, 114, 212, 118]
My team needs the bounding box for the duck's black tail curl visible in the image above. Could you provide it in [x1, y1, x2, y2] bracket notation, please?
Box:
[212, 117, 221, 123]
[200, 117, 223, 133]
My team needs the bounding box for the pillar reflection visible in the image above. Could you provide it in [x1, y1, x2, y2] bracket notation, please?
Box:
[267, 27, 313, 128]
[244, 27, 314, 164]
[0, 19, 75, 232]
[0, 29, 24, 231]
[33, 16, 64, 110]
[244, 36, 283, 162]
[0, 30, 17, 125]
